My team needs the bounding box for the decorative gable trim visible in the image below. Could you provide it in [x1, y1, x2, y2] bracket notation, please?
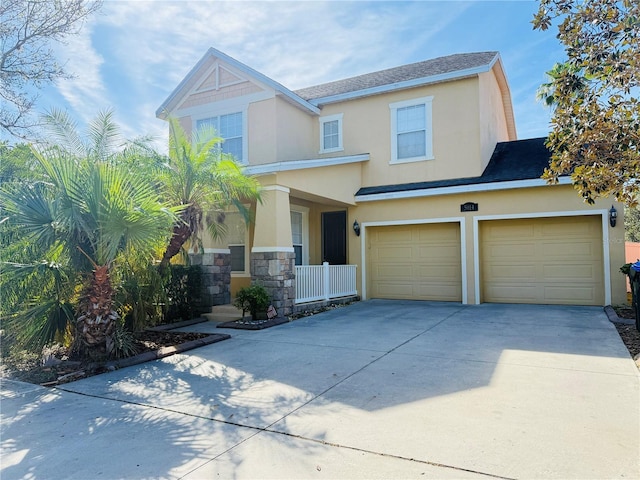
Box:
[157, 48, 320, 119]
[195, 62, 247, 93]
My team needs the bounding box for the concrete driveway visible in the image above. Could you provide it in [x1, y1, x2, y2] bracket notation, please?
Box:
[1, 301, 638, 479]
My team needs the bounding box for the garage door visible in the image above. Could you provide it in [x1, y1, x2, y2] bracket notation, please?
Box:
[368, 223, 462, 301]
[480, 216, 604, 305]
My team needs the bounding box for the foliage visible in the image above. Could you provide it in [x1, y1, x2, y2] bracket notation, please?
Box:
[110, 323, 139, 359]
[0, 0, 102, 138]
[164, 265, 203, 323]
[626, 205, 640, 242]
[157, 118, 261, 269]
[533, 0, 640, 206]
[0, 109, 177, 358]
[233, 284, 270, 320]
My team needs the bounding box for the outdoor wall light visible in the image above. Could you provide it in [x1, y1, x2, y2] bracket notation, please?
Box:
[609, 205, 617, 228]
[353, 220, 361, 236]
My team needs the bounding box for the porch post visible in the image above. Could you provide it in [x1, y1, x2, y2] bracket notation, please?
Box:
[251, 185, 295, 317]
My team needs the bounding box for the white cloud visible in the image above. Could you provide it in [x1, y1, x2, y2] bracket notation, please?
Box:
[52, 19, 110, 125]
[42, 0, 560, 145]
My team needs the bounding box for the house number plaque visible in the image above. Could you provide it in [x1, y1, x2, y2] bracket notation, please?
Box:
[460, 202, 479, 212]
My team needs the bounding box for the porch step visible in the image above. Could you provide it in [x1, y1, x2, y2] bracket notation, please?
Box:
[203, 304, 244, 323]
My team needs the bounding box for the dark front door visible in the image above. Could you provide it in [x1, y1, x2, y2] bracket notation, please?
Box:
[322, 211, 347, 265]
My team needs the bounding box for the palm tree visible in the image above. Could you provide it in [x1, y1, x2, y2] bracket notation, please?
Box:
[0, 110, 177, 357]
[157, 118, 261, 268]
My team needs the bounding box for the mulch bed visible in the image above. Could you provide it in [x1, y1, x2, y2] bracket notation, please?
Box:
[1, 330, 230, 387]
[612, 305, 640, 366]
[217, 317, 290, 330]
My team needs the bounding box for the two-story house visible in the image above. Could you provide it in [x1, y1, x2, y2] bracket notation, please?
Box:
[157, 48, 626, 316]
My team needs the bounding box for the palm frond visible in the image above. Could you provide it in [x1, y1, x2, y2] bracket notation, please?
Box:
[40, 108, 87, 158]
[88, 109, 122, 162]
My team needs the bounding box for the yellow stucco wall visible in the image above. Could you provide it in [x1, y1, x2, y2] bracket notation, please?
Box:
[248, 99, 278, 165]
[316, 77, 487, 188]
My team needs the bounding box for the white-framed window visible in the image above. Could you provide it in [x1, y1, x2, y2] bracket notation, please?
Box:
[290, 206, 309, 265]
[223, 211, 249, 274]
[389, 96, 433, 164]
[196, 111, 246, 162]
[319, 113, 343, 154]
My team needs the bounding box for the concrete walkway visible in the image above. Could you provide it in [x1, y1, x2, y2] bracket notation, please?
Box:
[1, 301, 638, 479]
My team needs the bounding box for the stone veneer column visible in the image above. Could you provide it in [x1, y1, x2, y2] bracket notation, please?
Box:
[250, 250, 296, 317]
[250, 184, 295, 317]
[189, 250, 231, 309]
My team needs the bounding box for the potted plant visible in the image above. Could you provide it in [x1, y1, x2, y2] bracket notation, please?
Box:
[233, 284, 270, 321]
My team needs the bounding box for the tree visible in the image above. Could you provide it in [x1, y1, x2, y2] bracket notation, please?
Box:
[627, 205, 640, 242]
[157, 118, 261, 269]
[533, 0, 640, 206]
[0, 0, 102, 137]
[0, 110, 177, 357]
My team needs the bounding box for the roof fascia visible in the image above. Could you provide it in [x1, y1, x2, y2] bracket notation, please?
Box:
[157, 48, 320, 119]
[490, 55, 517, 140]
[355, 176, 573, 202]
[309, 56, 498, 107]
[244, 153, 369, 176]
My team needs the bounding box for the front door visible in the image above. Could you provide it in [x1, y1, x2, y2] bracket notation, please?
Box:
[322, 211, 347, 264]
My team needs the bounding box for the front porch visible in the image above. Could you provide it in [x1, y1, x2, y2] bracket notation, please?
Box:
[198, 259, 358, 321]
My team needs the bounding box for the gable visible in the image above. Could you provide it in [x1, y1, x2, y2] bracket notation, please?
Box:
[157, 48, 319, 119]
[178, 61, 265, 111]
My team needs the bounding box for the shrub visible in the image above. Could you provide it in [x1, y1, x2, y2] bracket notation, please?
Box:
[233, 284, 270, 320]
[165, 265, 203, 323]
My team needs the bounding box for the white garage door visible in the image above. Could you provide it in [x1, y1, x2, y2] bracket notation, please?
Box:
[368, 223, 462, 301]
[480, 216, 604, 305]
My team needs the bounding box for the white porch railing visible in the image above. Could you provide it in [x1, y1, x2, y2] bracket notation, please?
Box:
[295, 262, 357, 304]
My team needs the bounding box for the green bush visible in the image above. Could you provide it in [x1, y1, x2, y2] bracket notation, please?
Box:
[233, 284, 270, 320]
[165, 265, 203, 323]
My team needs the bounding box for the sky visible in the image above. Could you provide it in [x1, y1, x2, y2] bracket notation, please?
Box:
[27, 0, 565, 150]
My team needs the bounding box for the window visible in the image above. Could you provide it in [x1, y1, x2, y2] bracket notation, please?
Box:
[224, 211, 246, 272]
[319, 113, 343, 154]
[196, 111, 244, 162]
[291, 211, 303, 265]
[290, 207, 309, 265]
[389, 96, 433, 163]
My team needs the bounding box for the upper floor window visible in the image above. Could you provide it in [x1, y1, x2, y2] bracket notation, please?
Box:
[389, 96, 433, 164]
[196, 111, 244, 162]
[319, 113, 343, 154]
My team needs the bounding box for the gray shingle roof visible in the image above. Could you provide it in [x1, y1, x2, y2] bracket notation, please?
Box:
[355, 138, 551, 197]
[295, 52, 499, 101]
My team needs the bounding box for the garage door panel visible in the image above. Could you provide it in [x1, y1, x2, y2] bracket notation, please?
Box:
[417, 245, 459, 259]
[374, 265, 408, 278]
[373, 246, 413, 260]
[417, 225, 459, 242]
[539, 240, 599, 257]
[486, 223, 535, 239]
[481, 216, 604, 306]
[414, 265, 455, 279]
[414, 283, 461, 301]
[542, 264, 598, 281]
[484, 284, 539, 302]
[375, 228, 413, 243]
[540, 220, 595, 237]
[369, 223, 461, 302]
[488, 264, 538, 281]
[486, 243, 536, 258]
[543, 286, 599, 302]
